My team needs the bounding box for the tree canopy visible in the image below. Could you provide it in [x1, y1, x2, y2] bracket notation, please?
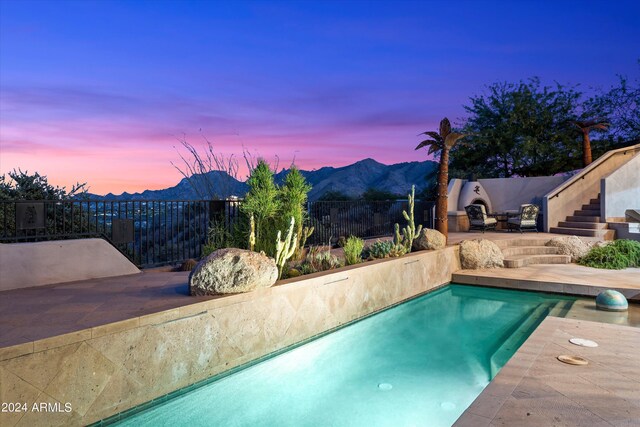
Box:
[0, 169, 87, 200]
[449, 67, 639, 179]
[585, 70, 640, 144]
[450, 78, 584, 178]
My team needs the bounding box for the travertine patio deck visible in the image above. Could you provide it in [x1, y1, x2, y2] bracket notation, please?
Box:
[454, 264, 640, 301]
[0, 271, 194, 348]
[454, 316, 640, 426]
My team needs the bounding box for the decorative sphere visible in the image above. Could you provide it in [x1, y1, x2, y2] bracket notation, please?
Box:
[596, 290, 628, 312]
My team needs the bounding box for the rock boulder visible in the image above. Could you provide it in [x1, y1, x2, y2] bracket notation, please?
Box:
[459, 239, 504, 269]
[545, 236, 595, 262]
[190, 248, 278, 296]
[413, 228, 446, 251]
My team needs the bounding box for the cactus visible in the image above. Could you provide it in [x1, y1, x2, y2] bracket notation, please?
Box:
[393, 223, 403, 246]
[249, 214, 256, 252]
[400, 185, 422, 252]
[294, 225, 314, 260]
[275, 216, 297, 279]
[388, 243, 407, 257]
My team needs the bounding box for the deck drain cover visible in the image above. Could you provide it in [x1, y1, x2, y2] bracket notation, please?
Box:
[440, 402, 456, 410]
[557, 355, 589, 365]
[378, 383, 393, 391]
[569, 338, 598, 348]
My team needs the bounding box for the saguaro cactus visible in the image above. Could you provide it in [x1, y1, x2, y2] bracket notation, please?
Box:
[275, 216, 297, 279]
[400, 185, 422, 252]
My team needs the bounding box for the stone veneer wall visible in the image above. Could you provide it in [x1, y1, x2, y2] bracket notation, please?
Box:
[0, 246, 460, 426]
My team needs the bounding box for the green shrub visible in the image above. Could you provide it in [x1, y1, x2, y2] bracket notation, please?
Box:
[241, 162, 312, 258]
[579, 239, 640, 269]
[241, 160, 281, 255]
[279, 166, 312, 257]
[343, 236, 364, 265]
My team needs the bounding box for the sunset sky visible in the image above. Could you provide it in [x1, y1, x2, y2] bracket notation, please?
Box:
[1, 0, 639, 195]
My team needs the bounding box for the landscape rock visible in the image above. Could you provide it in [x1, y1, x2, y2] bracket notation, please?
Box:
[545, 236, 596, 262]
[189, 248, 278, 296]
[413, 228, 446, 251]
[459, 239, 504, 269]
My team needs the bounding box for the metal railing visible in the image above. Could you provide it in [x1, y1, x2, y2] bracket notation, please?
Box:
[307, 200, 435, 245]
[0, 199, 240, 268]
[0, 198, 433, 267]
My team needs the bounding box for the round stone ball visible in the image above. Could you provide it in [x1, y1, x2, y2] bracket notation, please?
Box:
[595, 290, 628, 312]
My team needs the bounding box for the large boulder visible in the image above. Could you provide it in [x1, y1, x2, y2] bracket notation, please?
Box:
[413, 228, 446, 251]
[545, 236, 595, 262]
[190, 248, 278, 296]
[459, 239, 504, 269]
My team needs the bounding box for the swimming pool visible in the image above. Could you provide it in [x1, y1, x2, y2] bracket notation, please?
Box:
[114, 285, 576, 427]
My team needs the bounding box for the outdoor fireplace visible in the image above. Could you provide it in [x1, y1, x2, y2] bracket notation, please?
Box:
[458, 181, 493, 213]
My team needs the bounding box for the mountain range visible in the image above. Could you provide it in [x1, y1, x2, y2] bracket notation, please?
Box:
[92, 158, 438, 201]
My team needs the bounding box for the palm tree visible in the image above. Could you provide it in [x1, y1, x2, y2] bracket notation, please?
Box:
[570, 119, 609, 167]
[415, 118, 468, 240]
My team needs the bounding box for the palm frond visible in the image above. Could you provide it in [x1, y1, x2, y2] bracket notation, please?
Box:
[444, 132, 468, 149]
[420, 131, 442, 141]
[415, 139, 440, 151]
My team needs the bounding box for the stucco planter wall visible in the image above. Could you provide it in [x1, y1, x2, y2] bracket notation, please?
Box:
[0, 246, 460, 426]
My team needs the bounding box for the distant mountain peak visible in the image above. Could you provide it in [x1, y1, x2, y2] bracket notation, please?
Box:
[89, 158, 438, 201]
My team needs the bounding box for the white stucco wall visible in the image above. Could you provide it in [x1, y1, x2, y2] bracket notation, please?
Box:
[0, 238, 140, 291]
[447, 179, 466, 213]
[601, 153, 640, 220]
[478, 176, 569, 212]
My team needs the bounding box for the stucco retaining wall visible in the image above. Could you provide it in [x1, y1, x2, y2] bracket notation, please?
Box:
[0, 246, 460, 426]
[0, 239, 140, 291]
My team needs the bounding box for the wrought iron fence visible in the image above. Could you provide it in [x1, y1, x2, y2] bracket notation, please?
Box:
[0, 198, 433, 267]
[307, 200, 435, 246]
[0, 199, 240, 268]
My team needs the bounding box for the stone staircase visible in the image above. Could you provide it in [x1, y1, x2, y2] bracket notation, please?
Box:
[496, 238, 571, 268]
[549, 193, 615, 240]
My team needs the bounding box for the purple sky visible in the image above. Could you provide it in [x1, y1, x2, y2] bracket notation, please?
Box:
[1, 0, 639, 194]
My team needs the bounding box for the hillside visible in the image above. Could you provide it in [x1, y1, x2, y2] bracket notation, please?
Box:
[92, 158, 438, 201]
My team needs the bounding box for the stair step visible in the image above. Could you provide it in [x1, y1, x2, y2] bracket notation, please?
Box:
[558, 221, 608, 230]
[566, 215, 601, 223]
[582, 203, 600, 210]
[574, 209, 601, 216]
[494, 238, 553, 249]
[589, 198, 600, 204]
[504, 254, 571, 268]
[550, 227, 615, 240]
[502, 246, 560, 256]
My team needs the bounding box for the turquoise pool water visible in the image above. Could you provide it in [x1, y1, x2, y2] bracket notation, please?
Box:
[115, 285, 575, 427]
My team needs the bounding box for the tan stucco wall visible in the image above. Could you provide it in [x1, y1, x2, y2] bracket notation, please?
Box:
[0, 239, 140, 291]
[544, 144, 640, 231]
[0, 246, 460, 426]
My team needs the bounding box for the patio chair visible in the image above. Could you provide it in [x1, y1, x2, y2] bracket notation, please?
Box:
[464, 204, 497, 233]
[507, 204, 539, 233]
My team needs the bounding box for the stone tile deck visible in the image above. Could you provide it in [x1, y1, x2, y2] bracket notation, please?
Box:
[453, 264, 640, 301]
[454, 316, 640, 427]
[0, 271, 198, 347]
